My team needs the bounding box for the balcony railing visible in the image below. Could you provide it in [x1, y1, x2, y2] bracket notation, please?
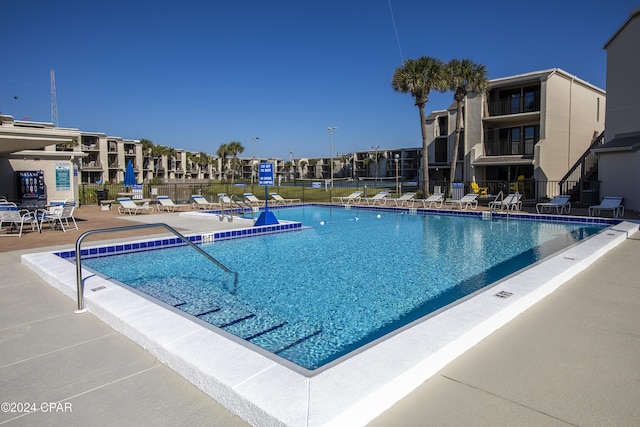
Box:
[486, 98, 540, 117]
[484, 138, 536, 156]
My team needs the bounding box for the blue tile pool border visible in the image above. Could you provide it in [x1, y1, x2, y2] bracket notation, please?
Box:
[54, 221, 303, 260]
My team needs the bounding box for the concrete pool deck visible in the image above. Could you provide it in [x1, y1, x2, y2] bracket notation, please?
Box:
[2, 206, 640, 425]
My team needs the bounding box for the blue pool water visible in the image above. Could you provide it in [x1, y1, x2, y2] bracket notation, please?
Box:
[83, 206, 606, 370]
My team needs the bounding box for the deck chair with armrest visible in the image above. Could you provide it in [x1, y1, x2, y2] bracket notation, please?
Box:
[331, 191, 362, 205]
[244, 193, 266, 207]
[117, 197, 153, 215]
[489, 193, 522, 211]
[270, 193, 301, 205]
[0, 202, 38, 236]
[446, 193, 479, 210]
[191, 194, 220, 210]
[363, 191, 389, 206]
[40, 200, 78, 232]
[156, 195, 190, 212]
[420, 193, 444, 208]
[588, 196, 624, 219]
[389, 192, 416, 207]
[536, 195, 571, 214]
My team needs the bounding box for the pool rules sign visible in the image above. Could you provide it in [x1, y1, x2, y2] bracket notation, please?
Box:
[255, 163, 279, 225]
[258, 163, 274, 186]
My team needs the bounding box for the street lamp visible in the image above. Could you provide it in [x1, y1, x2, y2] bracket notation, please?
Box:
[371, 145, 380, 183]
[327, 126, 337, 189]
[394, 153, 400, 195]
[251, 136, 259, 184]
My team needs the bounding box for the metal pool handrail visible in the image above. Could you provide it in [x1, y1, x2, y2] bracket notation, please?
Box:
[74, 223, 237, 314]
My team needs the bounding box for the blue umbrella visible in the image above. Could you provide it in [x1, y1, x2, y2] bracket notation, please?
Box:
[123, 160, 137, 187]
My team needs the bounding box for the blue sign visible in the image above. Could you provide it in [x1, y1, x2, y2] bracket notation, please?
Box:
[258, 163, 274, 186]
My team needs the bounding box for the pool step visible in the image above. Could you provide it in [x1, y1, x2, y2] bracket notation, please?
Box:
[180, 302, 220, 317]
[136, 284, 186, 307]
[197, 305, 255, 328]
[249, 323, 323, 354]
[135, 282, 323, 356]
[224, 314, 287, 340]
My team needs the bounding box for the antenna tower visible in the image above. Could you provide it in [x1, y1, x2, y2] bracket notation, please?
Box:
[50, 68, 58, 126]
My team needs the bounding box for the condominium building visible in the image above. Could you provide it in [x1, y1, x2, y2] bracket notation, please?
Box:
[426, 68, 605, 195]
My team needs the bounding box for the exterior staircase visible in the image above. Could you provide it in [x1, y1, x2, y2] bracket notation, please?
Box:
[558, 131, 605, 203]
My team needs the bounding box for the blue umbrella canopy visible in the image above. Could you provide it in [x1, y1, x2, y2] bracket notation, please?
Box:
[123, 160, 137, 186]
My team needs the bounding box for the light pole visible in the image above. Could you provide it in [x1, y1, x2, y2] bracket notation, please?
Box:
[371, 145, 380, 183]
[327, 126, 337, 189]
[251, 136, 259, 184]
[394, 153, 400, 195]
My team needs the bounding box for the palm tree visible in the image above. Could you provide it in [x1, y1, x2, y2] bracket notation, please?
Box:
[226, 141, 245, 184]
[443, 59, 488, 196]
[216, 143, 230, 181]
[392, 56, 445, 195]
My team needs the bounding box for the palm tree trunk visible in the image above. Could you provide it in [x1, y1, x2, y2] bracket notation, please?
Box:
[449, 101, 464, 197]
[419, 104, 430, 196]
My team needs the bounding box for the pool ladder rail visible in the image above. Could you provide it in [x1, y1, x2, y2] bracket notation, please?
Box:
[218, 194, 255, 221]
[73, 223, 238, 313]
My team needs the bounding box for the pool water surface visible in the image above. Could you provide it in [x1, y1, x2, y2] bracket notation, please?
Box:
[82, 206, 605, 370]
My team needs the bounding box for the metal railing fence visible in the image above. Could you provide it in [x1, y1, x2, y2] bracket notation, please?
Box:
[78, 179, 600, 208]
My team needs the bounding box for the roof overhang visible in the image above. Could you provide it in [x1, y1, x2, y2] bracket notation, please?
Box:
[592, 132, 640, 154]
[0, 127, 76, 155]
[7, 150, 88, 159]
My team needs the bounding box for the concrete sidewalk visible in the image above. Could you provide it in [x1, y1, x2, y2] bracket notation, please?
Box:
[1, 213, 639, 425]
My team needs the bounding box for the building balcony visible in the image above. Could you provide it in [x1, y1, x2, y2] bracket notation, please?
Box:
[484, 138, 536, 156]
[486, 99, 540, 118]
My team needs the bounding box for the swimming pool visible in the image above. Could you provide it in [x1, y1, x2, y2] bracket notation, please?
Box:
[81, 206, 605, 371]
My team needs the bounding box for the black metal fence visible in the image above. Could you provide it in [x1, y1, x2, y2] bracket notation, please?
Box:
[78, 179, 600, 208]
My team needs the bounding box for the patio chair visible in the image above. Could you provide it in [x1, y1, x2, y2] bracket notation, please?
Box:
[389, 192, 416, 207]
[117, 197, 153, 215]
[244, 193, 265, 207]
[536, 195, 571, 214]
[471, 181, 488, 197]
[331, 191, 362, 205]
[588, 196, 624, 219]
[489, 193, 522, 211]
[156, 196, 190, 212]
[191, 194, 220, 210]
[419, 193, 444, 208]
[0, 202, 38, 236]
[39, 200, 78, 232]
[270, 193, 301, 205]
[446, 193, 479, 210]
[363, 191, 389, 206]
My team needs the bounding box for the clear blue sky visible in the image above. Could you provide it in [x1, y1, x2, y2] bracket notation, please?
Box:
[1, 1, 635, 159]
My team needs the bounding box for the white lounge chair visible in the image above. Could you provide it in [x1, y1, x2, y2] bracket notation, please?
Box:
[191, 195, 220, 210]
[420, 193, 444, 208]
[0, 202, 38, 236]
[156, 195, 190, 212]
[363, 191, 389, 206]
[489, 193, 521, 211]
[270, 193, 301, 205]
[331, 191, 363, 205]
[117, 197, 153, 215]
[536, 195, 571, 214]
[39, 200, 78, 232]
[389, 192, 416, 207]
[589, 196, 624, 219]
[446, 193, 478, 210]
[244, 193, 265, 207]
